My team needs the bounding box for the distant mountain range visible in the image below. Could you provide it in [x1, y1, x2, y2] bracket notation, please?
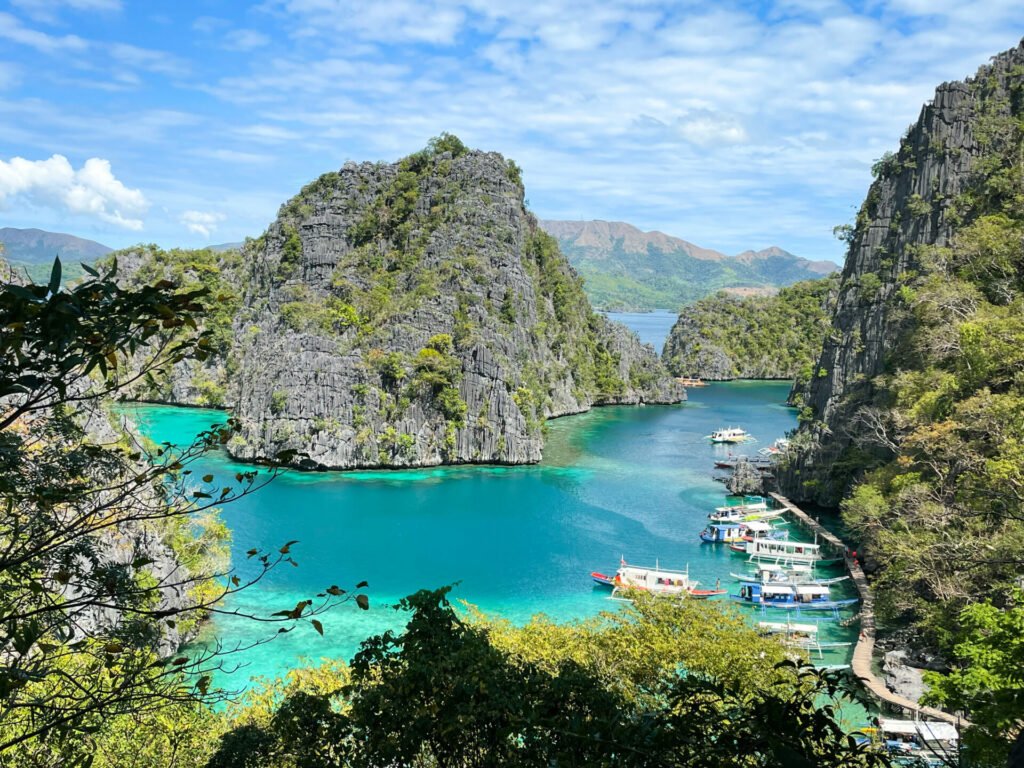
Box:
[0, 223, 836, 311]
[0, 227, 114, 283]
[0, 227, 113, 263]
[540, 220, 838, 311]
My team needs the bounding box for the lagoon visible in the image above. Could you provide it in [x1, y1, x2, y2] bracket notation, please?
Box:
[126, 381, 857, 692]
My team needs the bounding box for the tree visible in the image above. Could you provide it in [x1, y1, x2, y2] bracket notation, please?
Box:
[209, 588, 889, 768]
[922, 590, 1024, 766]
[0, 258, 366, 757]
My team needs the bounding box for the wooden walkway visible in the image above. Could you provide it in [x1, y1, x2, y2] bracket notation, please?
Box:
[768, 493, 968, 728]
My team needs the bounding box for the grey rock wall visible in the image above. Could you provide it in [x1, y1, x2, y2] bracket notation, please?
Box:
[779, 39, 1024, 505]
[216, 148, 682, 469]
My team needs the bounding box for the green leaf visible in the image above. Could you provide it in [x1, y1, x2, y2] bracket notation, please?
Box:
[48, 256, 62, 295]
[356, 594, 369, 610]
[311, 619, 324, 636]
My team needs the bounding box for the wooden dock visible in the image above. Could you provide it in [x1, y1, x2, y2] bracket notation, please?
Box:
[768, 492, 969, 728]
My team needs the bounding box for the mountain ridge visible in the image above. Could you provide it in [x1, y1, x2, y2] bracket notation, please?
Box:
[0, 227, 113, 263]
[540, 219, 839, 311]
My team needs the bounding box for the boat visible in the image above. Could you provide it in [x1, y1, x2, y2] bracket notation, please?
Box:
[729, 563, 850, 586]
[705, 426, 755, 444]
[699, 521, 747, 543]
[757, 621, 853, 658]
[590, 560, 727, 600]
[708, 506, 785, 524]
[677, 377, 709, 387]
[862, 719, 960, 766]
[712, 499, 769, 514]
[732, 580, 858, 611]
[738, 537, 845, 567]
[758, 438, 790, 457]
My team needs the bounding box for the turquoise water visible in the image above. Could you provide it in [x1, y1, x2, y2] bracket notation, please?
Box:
[604, 309, 677, 353]
[124, 381, 858, 693]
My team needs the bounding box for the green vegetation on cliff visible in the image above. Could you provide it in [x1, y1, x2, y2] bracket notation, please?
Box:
[662, 276, 838, 381]
[781, 50, 1024, 759]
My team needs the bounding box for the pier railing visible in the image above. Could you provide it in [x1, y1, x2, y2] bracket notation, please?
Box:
[768, 493, 969, 728]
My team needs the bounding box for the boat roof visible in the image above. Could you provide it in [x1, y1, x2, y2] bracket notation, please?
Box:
[795, 585, 829, 594]
[878, 720, 959, 742]
[758, 621, 817, 634]
[709, 521, 743, 529]
[756, 563, 784, 572]
[789, 564, 813, 573]
[744, 521, 773, 531]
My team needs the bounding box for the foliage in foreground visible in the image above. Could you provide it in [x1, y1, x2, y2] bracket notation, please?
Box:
[201, 590, 884, 768]
[0, 255, 365, 760]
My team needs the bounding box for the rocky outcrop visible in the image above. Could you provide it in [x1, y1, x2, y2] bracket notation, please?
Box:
[779, 39, 1024, 505]
[138, 141, 682, 470]
[662, 277, 838, 381]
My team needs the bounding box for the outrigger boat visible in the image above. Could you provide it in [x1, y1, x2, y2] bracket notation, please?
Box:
[860, 719, 960, 766]
[712, 456, 775, 472]
[590, 560, 727, 599]
[732, 580, 858, 611]
[700, 520, 786, 544]
[758, 438, 790, 457]
[757, 621, 853, 658]
[708, 506, 785, 524]
[737, 537, 844, 567]
[705, 426, 756, 444]
[713, 499, 769, 513]
[677, 377, 709, 387]
[729, 562, 850, 586]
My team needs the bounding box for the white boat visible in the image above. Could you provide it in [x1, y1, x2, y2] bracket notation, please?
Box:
[706, 426, 755, 444]
[729, 563, 849, 585]
[758, 438, 790, 457]
[757, 621, 853, 658]
[590, 560, 727, 600]
[740, 537, 844, 567]
[870, 719, 959, 764]
[708, 504, 787, 524]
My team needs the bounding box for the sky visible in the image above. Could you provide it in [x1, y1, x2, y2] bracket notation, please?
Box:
[0, 1, 1022, 262]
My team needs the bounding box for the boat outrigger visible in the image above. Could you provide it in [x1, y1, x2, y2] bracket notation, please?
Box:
[757, 621, 853, 658]
[705, 427, 755, 444]
[590, 560, 727, 599]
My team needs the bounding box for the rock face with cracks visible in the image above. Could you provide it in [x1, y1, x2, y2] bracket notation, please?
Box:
[779, 40, 1024, 505]
[121, 141, 684, 470]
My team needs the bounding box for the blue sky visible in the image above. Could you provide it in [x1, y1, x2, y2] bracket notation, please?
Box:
[0, 0, 1022, 262]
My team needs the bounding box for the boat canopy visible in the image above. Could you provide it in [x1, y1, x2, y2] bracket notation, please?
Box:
[744, 521, 774, 532]
[877, 720, 959, 742]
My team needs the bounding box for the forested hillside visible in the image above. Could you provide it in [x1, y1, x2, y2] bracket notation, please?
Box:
[542, 219, 836, 310]
[779, 39, 1024, 761]
[661, 276, 838, 380]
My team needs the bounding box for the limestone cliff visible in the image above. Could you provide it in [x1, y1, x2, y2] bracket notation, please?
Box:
[128, 138, 683, 469]
[779, 39, 1024, 506]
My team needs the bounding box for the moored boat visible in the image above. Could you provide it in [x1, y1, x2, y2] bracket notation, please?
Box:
[729, 563, 850, 586]
[589, 560, 727, 600]
[738, 537, 844, 567]
[705, 426, 755, 444]
[732, 580, 858, 610]
[699, 521, 746, 543]
[757, 621, 853, 658]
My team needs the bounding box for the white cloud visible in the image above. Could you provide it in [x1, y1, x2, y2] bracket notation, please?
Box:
[677, 111, 749, 147]
[10, 0, 120, 24]
[223, 29, 271, 51]
[0, 11, 87, 52]
[0, 155, 148, 230]
[179, 210, 226, 238]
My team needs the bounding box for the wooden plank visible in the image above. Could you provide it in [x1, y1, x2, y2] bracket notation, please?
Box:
[768, 492, 969, 728]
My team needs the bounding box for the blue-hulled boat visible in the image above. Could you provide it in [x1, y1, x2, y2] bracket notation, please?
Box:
[731, 580, 858, 610]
